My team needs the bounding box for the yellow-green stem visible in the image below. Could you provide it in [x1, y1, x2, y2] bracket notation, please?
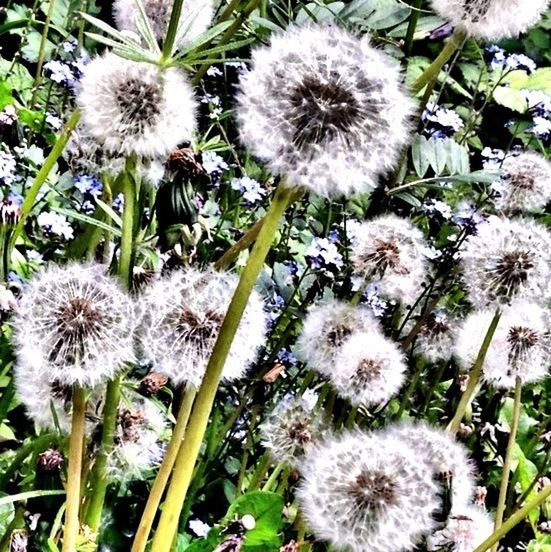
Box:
[411, 28, 468, 94]
[150, 184, 296, 551]
[447, 310, 501, 434]
[491, 377, 522, 552]
[31, 0, 57, 106]
[162, 0, 185, 60]
[62, 385, 86, 552]
[131, 386, 197, 552]
[473, 483, 551, 552]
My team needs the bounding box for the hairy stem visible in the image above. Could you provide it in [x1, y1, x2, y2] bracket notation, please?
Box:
[131, 386, 197, 552]
[491, 377, 522, 552]
[447, 310, 500, 434]
[150, 184, 296, 551]
[62, 385, 86, 552]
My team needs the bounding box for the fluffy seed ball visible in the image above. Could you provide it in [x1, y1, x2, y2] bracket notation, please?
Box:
[12, 264, 134, 388]
[235, 24, 415, 198]
[295, 299, 380, 376]
[414, 311, 460, 364]
[78, 52, 197, 158]
[350, 215, 430, 306]
[456, 303, 550, 389]
[460, 216, 551, 308]
[114, 0, 214, 50]
[137, 268, 268, 387]
[298, 430, 440, 552]
[493, 152, 551, 213]
[430, 0, 550, 40]
[331, 332, 407, 407]
[260, 391, 324, 466]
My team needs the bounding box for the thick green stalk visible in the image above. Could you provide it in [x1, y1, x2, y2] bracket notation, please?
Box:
[404, 0, 422, 56]
[131, 387, 197, 552]
[162, 0, 185, 60]
[31, 0, 57, 106]
[62, 385, 86, 552]
[411, 28, 468, 94]
[150, 184, 296, 551]
[447, 310, 501, 434]
[473, 483, 551, 552]
[491, 377, 522, 552]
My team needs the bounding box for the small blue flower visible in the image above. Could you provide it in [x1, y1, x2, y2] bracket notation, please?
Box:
[277, 348, 297, 366]
[305, 237, 343, 270]
[422, 102, 463, 138]
[74, 175, 103, 199]
[231, 176, 265, 205]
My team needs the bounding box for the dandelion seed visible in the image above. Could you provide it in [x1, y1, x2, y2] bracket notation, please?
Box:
[414, 311, 460, 363]
[456, 303, 550, 389]
[298, 430, 440, 552]
[295, 299, 380, 376]
[12, 264, 134, 388]
[349, 215, 430, 306]
[137, 268, 267, 387]
[430, 0, 550, 40]
[77, 52, 196, 158]
[460, 216, 551, 308]
[114, 0, 214, 50]
[235, 25, 415, 198]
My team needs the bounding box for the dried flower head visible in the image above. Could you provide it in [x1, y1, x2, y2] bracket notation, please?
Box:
[460, 216, 551, 308]
[427, 505, 494, 552]
[235, 24, 415, 198]
[298, 430, 440, 552]
[114, 0, 214, 50]
[386, 422, 477, 511]
[137, 268, 267, 387]
[78, 52, 196, 158]
[493, 151, 551, 213]
[414, 311, 460, 363]
[260, 391, 324, 466]
[350, 215, 430, 306]
[295, 299, 380, 376]
[331, 332, 407, 407]
[430, 0, 550, 40]
[12, 264, 134, 388]
[456, 303, 550, 389]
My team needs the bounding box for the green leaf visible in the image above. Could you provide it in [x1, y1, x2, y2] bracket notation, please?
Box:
[493, 86, 529, 113]
[0, 423, 16, 442]
[527, 535, 551, 552]
[51, 207, 122, 236]
[411, 134, 430, 177]
[514, 444, 539, 531]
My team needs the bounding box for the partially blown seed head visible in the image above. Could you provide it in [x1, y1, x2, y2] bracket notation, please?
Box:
[414, 311, 460, 363]
[236, 24, 415, 197]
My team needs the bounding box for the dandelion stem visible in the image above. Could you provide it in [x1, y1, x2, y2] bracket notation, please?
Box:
[447, 310, 501, 434]
[162, 0, 186, 61]
[131, 386, 197, 552]
[411, 28, 468, 94]
[119, 157, 137, 288]
[473, 483, 551, 552]
[150, 184, 296, 551]
[62, 385, 86, 552]
[404, 0, 422, 56]
[491, 376, 522, 552]
[30, 0, 56, 106]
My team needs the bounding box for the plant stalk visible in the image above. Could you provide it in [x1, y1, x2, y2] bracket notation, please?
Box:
[31, 0, 57, 106]
[150, 184, 296, 551]
[404, 0, 422, 56]
[162, 0, 185, 60]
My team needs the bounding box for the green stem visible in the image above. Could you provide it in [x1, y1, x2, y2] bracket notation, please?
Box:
[118, 158, 137, 288]
[491, 377, 522, 552]
[248, 451, 272, 492]
[150, 184, 296, 552]
[130, 386, 197, 552]
[0, 489, 65, 507]
[31, 0, 57, 106]
[473, 483, 551, 552]
[396, 357, 425, 419]
[10, 110, 80, 254]
[162, 0, 185, 60]
[404, 0, 422, 56]
[236, 404, 260, 495]
[62, 385, 86, 552]
[262, 463, 284, 492]
[411, 28, 468, 94]
[419, 360, 448, 415]
[446, 310, 501, 434]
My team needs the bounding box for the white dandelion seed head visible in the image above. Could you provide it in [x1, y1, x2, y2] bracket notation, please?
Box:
[427, 505, 494, 552]
[137, 267, 268, 387]
[350, 215, 430, 306]
[260, 393, 325, 466]
[330, 332, 407, 407]
[295, 299, 380, 376]
[235, 24, 416, 198]
[460, 216, 551, 308]
[386, 422, 477, 510]
[414, 311, 460, 363]
[78, 52, 197, 158]
[493, 152, 551, 213]
[114, 0, 214, 50]
[455, 303, 550, 389]
[430, 0, 550, 41]
[12, 264, 134, 388]
[298, 430, 440, 552]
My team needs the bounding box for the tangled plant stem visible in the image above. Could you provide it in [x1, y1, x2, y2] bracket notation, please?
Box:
[150, 184, 297, 551]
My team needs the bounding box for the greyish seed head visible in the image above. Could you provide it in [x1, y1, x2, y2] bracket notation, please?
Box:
[347, 469, 398, 514]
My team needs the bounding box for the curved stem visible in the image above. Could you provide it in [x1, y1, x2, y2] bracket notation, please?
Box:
[411, 28, 468, 94]
[150, 184, 296, 552]
[131, 386, 197, 552]
[447, 310, 501, 434]
[62, 385, 86, 552]
[491, 377, 522, 552]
